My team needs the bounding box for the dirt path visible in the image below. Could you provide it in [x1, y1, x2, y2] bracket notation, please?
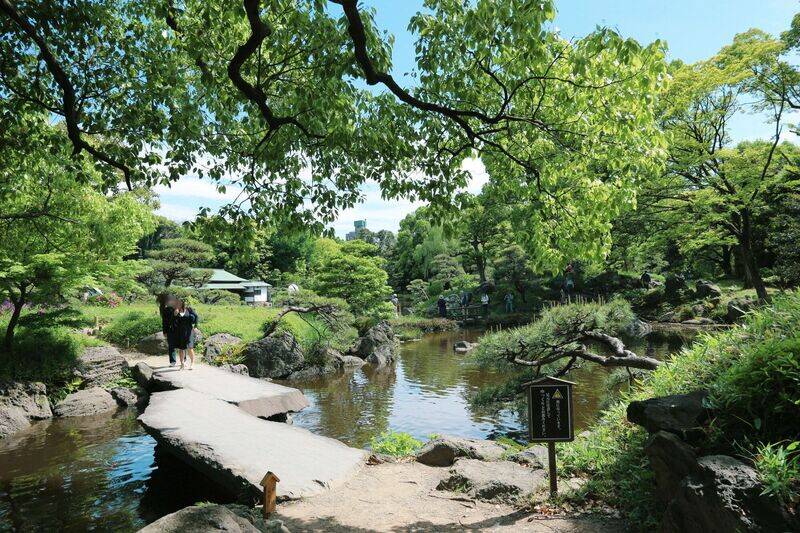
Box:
[277, 462, 622, 533]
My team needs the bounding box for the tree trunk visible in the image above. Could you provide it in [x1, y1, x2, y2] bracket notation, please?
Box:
[516, 283, 527, 303]
[721, 246, 733, 278]
[739, 211, 768, 301]
[3, 287, 26, 354]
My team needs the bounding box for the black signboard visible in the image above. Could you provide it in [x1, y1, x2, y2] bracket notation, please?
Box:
[527, 377, 574, 442]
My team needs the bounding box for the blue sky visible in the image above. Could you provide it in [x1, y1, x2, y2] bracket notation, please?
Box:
[157, 0, 799, 235]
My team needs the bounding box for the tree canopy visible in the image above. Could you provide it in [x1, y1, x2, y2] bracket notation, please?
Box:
[2, 0, 667, 270]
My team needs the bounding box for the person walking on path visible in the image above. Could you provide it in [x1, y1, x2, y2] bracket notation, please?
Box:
[481, 293, 490, 316]
[390, 293, 400, 317]
[173, 299, 199, 370]
[504, 292, 514, 313]
[563, 262, 575, 301]
[157, 293, 178, 367]
[437, 295, 448, 318]
[460, 291, 471, 318]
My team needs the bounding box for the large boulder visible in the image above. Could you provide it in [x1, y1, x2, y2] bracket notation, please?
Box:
[664, 274, 688, 302]
[695, 280, 723, 300]
[132, 361, 154, 389]
[453, 340, 477, 354]
[74, 346, 128, 387]
[333, 353, 366, 369]
[203, 333, 242, 364]
[136, 332, 169, 355]
[624, 318, 653, 338]
[436, 459, 547, 503]
[286, 366, 335, 381]
[244, 331, 304, 379]
[54, 387, 117, 417]
[627, 390, 709, 442]
[507, 446, 549, 469]
[137, 503, 290, 533]
[726, 297, 757, 323]
[0, 381, 52, 438]
[645, 431, 698, 504]
[350, 322, 398, 366]
[219, 363, 249, 375]
[661, 455, 798, 533]
[415, 435, 507, 467]
[110, 386, 149, 409]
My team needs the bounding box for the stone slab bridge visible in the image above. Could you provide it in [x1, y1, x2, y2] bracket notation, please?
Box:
[132, 360, 367, 503]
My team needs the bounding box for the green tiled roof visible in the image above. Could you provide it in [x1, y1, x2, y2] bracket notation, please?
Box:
[206, 269, 248, 283]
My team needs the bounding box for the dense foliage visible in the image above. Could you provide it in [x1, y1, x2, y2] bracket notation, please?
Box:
[560, 291, 800, 524]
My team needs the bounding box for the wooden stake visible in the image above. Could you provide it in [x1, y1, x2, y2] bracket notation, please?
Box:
[260, 471, 279, 519]
[548, 442, 558, 496]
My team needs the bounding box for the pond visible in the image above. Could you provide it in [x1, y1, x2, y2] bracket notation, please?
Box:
[0, 410, 233, 532]
[0, 327, 690, 531]
[283, 328, 691, 447]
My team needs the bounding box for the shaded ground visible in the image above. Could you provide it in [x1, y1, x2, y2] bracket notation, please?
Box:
[277, 462, 622, 533]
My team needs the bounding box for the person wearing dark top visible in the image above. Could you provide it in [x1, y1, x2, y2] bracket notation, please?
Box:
[157, 293, 178, 366]
[437, 295, 447, 318]
[173, 299, 199, 370]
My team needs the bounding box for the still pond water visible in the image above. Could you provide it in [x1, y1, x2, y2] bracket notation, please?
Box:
[0, 328, 689, 531]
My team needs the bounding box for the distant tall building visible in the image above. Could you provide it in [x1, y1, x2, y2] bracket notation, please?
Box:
[346, 219, 367, 241]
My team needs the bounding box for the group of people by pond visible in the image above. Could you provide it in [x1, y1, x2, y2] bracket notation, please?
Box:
[156, 294, 200, 369]
[435, 290, 515, 319]
[433, 263, 577, 319]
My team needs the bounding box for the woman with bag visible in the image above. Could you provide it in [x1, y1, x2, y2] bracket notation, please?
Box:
[173, 299, 199, 370]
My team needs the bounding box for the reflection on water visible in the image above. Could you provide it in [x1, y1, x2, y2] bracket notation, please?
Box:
[285, 328, 691, 447]
[0, 410, 233, 532]
[0, 327, 691, 531]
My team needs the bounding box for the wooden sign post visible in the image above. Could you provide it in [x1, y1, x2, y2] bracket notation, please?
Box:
[260, 471, 279, 519]
[525, 376, 575, 496]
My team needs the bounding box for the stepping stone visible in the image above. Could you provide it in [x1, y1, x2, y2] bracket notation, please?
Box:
[139, 388, 367, 501]
[146, 363, 309, 418]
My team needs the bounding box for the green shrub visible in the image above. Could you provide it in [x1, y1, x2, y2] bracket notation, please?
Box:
[103, 369, 138, 391]
[195, 290, 241, 305]
[100, 311, 161, 347]
[212, 342, 246, 366]
[389, 316, 458, 333]
[709, 336, 800, 444]
[676, 304, 695, 321]
[369, 431, 423, 456]
[0, 326, 105, 402]
[471, 298, 635, 372]
[753, 441, 800, 505]
[559, 291, 800, 526]
[395, 326, 423, 341]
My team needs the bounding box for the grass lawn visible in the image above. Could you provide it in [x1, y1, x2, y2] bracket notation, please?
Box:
[79, 302, 324, 347]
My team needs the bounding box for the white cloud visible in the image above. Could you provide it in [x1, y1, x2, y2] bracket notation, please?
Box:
[332, 156, 491, 237]
[154, 176, 242, 201]
[155, 201, 201, 222]
[153, 155, 492, 236]
[461, 156, 489, 194]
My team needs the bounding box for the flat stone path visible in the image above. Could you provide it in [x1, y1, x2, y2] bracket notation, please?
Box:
[140, 388, 367, 502]
[142, 361, 309, 418]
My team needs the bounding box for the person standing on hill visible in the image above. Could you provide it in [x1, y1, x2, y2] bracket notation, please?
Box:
[504, 292, 514, 313]
[173, 299, 199, 370]
[563, 262, 575, 299]
[390, 293, 400, 317]
[157, 293, 178, 367]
